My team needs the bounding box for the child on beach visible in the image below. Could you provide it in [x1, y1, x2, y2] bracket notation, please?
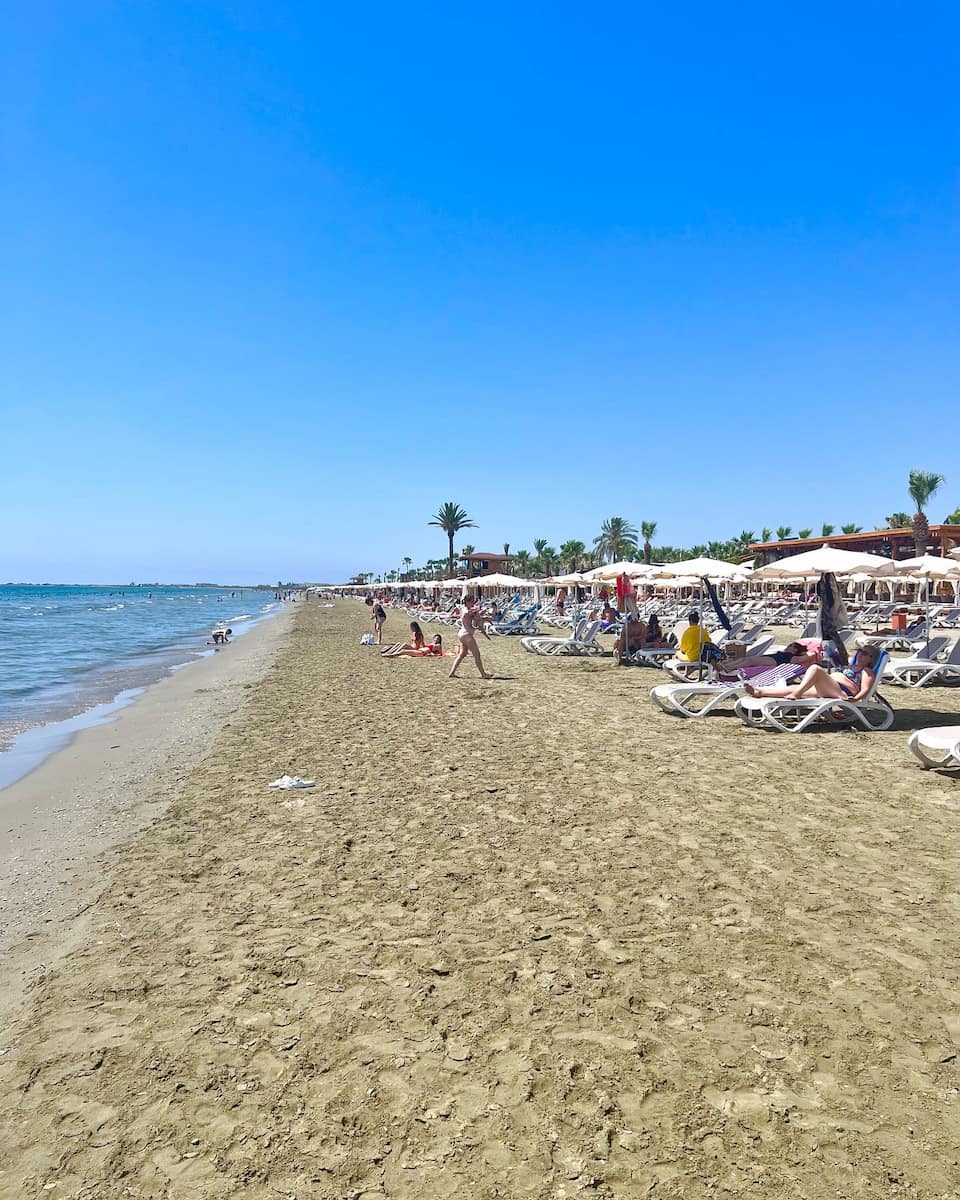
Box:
[371, 602, 387, 645]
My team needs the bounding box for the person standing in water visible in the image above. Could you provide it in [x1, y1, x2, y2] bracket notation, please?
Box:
[449, 595, 492, 679]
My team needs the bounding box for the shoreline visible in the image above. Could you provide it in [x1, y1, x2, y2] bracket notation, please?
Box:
[0, 602, 297, 1028]
[0, 591, 284, 778]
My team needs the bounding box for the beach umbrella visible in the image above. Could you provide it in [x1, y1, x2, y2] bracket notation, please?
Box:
[754, 545, 896, 580]
[548, 572, 587, 585]
[654, 557, 745, 579]
[469, 573, 532, 589]
[894, 555, 960, 650]
[582, 561, 648, 581]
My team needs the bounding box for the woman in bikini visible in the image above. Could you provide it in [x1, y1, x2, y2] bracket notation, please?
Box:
[745, 643, 881, 702]
[448, 595, 492, 679]
[383, 625, 444, 658]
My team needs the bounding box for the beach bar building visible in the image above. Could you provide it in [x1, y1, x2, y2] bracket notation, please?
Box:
[748, 525, 960, 564]
[457, 551, 514, 579]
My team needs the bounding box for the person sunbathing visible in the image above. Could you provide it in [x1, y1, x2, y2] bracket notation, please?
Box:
[614, 617, 649, 663]
[745, 644, 881, 702]
[383, 625, 444, 658]
[643, 614, 672, 648]
[719, 640, 817, 677]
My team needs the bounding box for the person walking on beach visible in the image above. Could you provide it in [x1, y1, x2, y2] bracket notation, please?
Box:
[372, 601, 387, 645]
[449, 595, 492, 679]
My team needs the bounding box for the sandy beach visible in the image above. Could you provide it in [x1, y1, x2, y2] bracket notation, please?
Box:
[0, 608, 295, 1022]
[2, 598, 960, 1198]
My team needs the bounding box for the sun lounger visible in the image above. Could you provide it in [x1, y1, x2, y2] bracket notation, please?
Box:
[521, 620, 605, 656]
[650, 663, 804, 718]
[489, 605, 540, 636]
[734, 651, 893, 733]
[908, 726, 960, 769]
[884, 637, 960, 688]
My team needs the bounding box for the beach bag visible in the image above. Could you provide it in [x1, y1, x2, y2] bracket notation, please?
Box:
[700, 642, 724, 664]
[360, 633, 375, 645]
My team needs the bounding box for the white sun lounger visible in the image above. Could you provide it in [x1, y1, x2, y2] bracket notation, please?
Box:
[908, 726, 960, 769]
[521, 620, 605, 656]
[734, 651, 893, 733]
[650, 663, 804, 718]
[883, 637, 960, 688]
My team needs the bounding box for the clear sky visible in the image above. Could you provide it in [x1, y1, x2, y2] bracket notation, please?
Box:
[3, 2, 958, 582]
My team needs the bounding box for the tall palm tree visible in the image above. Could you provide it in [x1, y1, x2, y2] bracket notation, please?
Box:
[821, 523, 835, 537]
[945, 508, 960, 525]
[512, 549, 532, 576]
[640, 521, 657, 564]
[541, 546, 558, 573]
[907, 470, 945, 555]
[840, 523, 862, 534]
[797, 528, 813, 539]
[775, 526, 792, 540]
[761, 528, 773, 542]
[593, 517, 638, 564]
[886, 512, 910, 529]
[428, 502, 476, 576]
[559, 539, 586, 573]
[402, 556, 412, 578]
[502, 542, 510, 557]
[460, 544, 476, 556]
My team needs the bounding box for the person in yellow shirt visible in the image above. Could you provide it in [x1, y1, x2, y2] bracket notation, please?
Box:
[678, 611, 711, 661]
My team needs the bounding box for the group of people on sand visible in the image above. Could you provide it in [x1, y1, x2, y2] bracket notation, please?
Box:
[374, 594, 493, 679]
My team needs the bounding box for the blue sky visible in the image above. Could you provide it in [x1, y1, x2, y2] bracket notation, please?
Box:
[3, 2, 958, 582]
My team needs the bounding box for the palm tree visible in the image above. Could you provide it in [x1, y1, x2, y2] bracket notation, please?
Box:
[797, 528, 813, 539]
[512, 549, 532, 576]
[821, 523, 835, 537]
[428, 502, 476, 576]
[775, 526, 792, 540]
[886, 512, 911, 529]
[840, 523, 862, 534]
[502, 542, 510, 557]
[945, 508, 960, 525]
[460, 544, 476, 556]
[559, 540, 586, 573]
[907, 470, 945, 555]
[402, 556, 412, 578]
[761, 528, 773, 542]
[640, 521, 657, 564]
[593, 517, 638, 564]
[541, 546, 558, 573]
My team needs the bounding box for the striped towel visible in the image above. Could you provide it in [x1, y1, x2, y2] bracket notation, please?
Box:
[717, 663, 804, 687]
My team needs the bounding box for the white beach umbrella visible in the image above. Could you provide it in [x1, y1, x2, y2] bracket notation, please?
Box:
[549, 572, 587, 585]
[655, 556, 745, 579]
[582, 560, 648, 581]
[469, 573, 531, 589]
[894, 555, 960, 579]
[754, 545, 896, 580]
[894, 555, 960, 646]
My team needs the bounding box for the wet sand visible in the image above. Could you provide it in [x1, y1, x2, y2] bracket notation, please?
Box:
[0, 608, 295, 1022]
[1, 598, 959, 1198]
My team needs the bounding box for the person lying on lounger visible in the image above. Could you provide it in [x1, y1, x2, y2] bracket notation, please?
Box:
[745, 644, 881, 702]
[719, 640, 818, 677]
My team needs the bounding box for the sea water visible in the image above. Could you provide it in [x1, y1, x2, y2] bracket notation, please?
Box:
[0, 584, 282, 762]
